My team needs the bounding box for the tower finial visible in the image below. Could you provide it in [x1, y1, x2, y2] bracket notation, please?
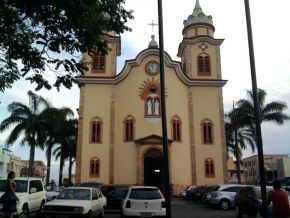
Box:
[194, 0, 202, 10]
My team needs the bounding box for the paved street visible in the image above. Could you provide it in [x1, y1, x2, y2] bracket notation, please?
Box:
[104, 198, 236, 218]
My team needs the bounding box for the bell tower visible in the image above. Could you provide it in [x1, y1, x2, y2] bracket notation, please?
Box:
[82, 32, 121, 78]
[177, 0, 224, 80]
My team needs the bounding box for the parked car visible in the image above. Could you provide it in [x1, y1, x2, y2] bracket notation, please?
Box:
[234, 185, 288, 218]
[77, 181, 103, 188]
[46, 185, 64, 201]
[42, 187, 106, 218]
[0, 177, 46, 218]
[208, 184, 246, 210]
[121, 186, 166, 217]
[179, 186, 195, 200]
[99, 184, 129, 210]
[195, 185, 218, 204]
[186, 185, 205, 201]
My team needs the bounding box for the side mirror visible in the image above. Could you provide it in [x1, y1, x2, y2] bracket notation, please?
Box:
[30, 188, 37, 193]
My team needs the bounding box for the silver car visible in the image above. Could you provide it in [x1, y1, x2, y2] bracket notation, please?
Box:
[208, 184, 246, 210]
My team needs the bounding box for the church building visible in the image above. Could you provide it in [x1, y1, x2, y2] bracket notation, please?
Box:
[76, 0, 228, 194]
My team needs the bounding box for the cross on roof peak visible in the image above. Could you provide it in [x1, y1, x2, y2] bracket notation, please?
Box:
[148, 19, 158, 34]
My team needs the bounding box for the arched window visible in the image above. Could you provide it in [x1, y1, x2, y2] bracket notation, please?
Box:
[124, 115, 135, 142]
[201, 119, 213, 144]
[205, 158, 215, 177]
[90, 157, 100, 177]
[90, 117, 103, 143]
[171, 116, 181, 141]
[92, 54, 105, 73]
[197, 54, 211, 75]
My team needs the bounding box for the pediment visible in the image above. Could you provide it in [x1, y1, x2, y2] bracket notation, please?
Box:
[134, 134, 173, 145]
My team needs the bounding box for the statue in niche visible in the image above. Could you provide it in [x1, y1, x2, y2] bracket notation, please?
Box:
[153, 99, 160, 115]
[146, 99, 153, 115]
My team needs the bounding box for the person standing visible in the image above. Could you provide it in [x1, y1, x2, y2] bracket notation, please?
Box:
[267, 180, 290, 217]
[2, 171, 18, 218]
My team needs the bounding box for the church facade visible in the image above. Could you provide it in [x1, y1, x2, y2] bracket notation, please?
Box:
[76, 0, 228, 194]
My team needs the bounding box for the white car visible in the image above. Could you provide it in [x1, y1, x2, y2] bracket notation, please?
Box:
[121, 186, 166, 217]
[0, 177, 46, 218]
[42, 187, 106, 218]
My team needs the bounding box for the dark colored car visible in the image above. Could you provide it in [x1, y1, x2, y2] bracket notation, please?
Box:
[234, 186, 261, 218]
[77, 181, 103, 188]
[185, 185, 205, 201]
[100, 184, 130, 210]
[235, 186, 275, 218]
[195, 185, 218, 204]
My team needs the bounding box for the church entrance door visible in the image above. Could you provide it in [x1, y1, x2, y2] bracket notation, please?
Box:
[144, 148, 163, 190]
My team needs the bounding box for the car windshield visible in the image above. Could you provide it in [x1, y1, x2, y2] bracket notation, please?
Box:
[0, 180, 28, 193]
[57, 189, 91, 200]
[78, 182, 102, 188]
[129, 188, 162, 200]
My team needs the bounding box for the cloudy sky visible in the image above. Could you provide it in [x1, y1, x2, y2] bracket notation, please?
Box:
[1, 0, 290, 179]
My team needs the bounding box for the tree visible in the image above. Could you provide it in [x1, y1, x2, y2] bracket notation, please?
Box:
[225, 110, 255, 183]
[235, 89, 289, 140]
[0, 0, 133, 92]
[52, 117, 77, 186]
[40, 106, 75, 185]
[0, 90, 49, 176]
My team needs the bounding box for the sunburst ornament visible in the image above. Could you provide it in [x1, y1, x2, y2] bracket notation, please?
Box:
[138, 77, 161, 100]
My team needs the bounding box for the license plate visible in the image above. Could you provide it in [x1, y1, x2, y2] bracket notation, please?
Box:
[141, 212, 152, 217]
[56, 215, 68, 218]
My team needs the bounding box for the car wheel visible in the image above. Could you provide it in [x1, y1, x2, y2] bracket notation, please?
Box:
[21, 204, 30, 218]
[235, 206, 243, 218]
[219, 199, 230, 210]
[98, 208, 105, 218]
[120, 211, 127, 218]
[85, 210, 92, 218]
[36, 201, 45, 217]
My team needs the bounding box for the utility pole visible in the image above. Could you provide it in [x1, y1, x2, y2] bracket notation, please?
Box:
[157, 0, 172, 217]
[244, 1, 268, 217]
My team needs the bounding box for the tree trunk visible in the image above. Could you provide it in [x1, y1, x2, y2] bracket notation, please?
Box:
[234, 128, 241, 184]
[68, 155, 72, 185]
[58, 149, 64, 186]
[46, 145, 52, 185]
[29, 144, 35, 177]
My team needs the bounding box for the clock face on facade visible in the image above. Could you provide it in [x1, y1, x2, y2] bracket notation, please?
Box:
[145, 61, 159, 75]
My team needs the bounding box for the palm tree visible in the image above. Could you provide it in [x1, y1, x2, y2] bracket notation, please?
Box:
[40, 107, 75, 185]
[0, 91, 49, 176]
[235, 88, 289, 143]
[225, 110, 256, 184]
[51, 115, 77, 186]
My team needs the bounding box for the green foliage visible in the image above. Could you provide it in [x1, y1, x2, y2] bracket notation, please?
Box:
[0, 0, 133, 92]
[0, 90, 50, 176]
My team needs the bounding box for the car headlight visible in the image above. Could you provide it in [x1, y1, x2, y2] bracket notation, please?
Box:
[73, 207, 84, 212]
[43, 206, 52, 211]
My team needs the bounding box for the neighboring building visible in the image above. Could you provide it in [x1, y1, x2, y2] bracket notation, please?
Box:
[243, 154, 289, 184]
[9, 155, 22, 177]
[20, 160, 46, 180]
[276, 157, 290, 181]
[76, 0, 228, 194]
[227, 157, 245, 183]
[0, 146, 13, 178]
[0, 145, 22, 178]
